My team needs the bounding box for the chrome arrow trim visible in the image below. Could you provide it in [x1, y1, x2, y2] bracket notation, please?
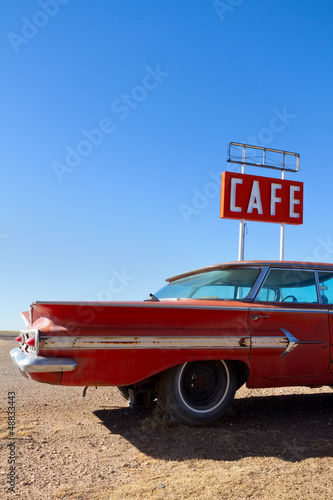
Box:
[280, 328, 299, 356]
[280, 328, 326, 357]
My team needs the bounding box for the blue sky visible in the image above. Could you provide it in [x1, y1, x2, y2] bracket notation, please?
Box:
[1, 0, 333, 330]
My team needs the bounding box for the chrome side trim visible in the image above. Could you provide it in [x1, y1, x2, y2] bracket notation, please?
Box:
[40, 335, 252, 350]
[39, 332, 328, 355]
[251, 329, 327, 357]
[250, 308, 327, 314]
[32, 301, 249, 311]
[10, 347, 77, 373]
[251, 336, 288, 349]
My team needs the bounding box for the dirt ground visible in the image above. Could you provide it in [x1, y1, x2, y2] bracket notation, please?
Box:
[1, 338, 332, 499]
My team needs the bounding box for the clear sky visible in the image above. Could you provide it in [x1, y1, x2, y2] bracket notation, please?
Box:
[1, 0, 333, 330]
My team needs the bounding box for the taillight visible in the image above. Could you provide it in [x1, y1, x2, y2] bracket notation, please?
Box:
[25, 337, 35, 347]
[19, 329, 39, 354]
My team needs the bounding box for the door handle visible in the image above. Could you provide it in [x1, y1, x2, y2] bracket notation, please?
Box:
[251, 315, 270, 321]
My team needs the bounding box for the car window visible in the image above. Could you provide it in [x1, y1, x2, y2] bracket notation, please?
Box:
[255, 287, 277, 302]
[155, 268, 261, 300]
[191, 285, 252, 300]
[318, 271, 333, 304]
[255, 269, 318, 303]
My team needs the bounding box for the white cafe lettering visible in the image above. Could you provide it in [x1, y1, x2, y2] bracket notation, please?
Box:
[230, 178, 300, 218]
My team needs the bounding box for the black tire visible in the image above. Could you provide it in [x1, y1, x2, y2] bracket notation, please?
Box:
[159, 360, 237, 426]
[117, 386, 130, 401]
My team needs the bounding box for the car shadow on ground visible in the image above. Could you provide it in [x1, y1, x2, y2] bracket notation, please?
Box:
[94, 391, 333, 463]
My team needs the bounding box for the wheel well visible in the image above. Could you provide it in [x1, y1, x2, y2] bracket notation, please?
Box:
[231, 360, 250, 389]
[153, 359, 250, 390]
[127, 359, 250, 396]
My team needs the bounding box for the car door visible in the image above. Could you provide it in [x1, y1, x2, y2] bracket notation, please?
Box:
[248, 268, 330, 379]
[317, 270, 333, 376]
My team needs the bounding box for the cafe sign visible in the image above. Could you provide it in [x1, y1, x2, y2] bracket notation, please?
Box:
[220, 171, 303, 225]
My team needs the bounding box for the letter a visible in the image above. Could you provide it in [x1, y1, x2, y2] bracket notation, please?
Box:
[213, 1, 234, 22]
[52, 162, 72, 182]
[247, 180, 263, 214]
[8, 32, 28, 53]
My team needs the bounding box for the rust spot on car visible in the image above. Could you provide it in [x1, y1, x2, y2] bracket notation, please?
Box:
[239, 337, 250, 347]
[112, 342, 139, 345]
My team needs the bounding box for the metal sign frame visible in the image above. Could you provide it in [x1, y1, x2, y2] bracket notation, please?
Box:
[226, 142, 301, 262]
[227, 142, 300, 173]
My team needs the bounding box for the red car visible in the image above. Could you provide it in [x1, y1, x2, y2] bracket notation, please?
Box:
[10, 261, 333, 425]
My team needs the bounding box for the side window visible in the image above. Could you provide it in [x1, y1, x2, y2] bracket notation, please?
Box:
[256, 287, 278, 302]
[255, 269, 318, 303]
[318, 272, 333, 304]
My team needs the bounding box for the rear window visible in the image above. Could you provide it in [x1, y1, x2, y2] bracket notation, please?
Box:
[155, 268, 261, 300]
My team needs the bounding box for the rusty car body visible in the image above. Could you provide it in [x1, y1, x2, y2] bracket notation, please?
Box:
[10, 261, 333, 425]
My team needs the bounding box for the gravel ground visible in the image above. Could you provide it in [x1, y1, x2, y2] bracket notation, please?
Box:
[1, 338, 333, 499]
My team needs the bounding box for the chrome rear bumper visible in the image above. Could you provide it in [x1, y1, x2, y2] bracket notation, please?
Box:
[10, 347, 77, 375]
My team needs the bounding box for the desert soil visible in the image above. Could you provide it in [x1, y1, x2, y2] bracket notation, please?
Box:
[1, 338, 332, 499]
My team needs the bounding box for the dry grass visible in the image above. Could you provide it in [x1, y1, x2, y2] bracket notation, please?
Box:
[105, 458, 333, 500]
[49, 455, 333, 500]
[1, 339, 333, 500]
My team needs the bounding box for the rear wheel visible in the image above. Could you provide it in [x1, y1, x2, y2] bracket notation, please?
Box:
[159, 360, 237, 426]
[117, 386, 130, 401]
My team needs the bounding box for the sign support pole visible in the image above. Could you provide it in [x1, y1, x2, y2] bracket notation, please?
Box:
[225, 143, 301, 263]
[280, 168, 286, 261]
[280, 223, 285, 261]
[238, 220, 245, 261]
[238, 149, 246, 261]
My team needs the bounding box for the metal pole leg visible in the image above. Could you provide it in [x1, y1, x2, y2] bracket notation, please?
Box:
[280, 223, 285, 261]
[239, 219, 245, 261]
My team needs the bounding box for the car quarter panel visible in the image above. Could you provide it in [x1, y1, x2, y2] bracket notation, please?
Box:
[30, 301, 252, 386]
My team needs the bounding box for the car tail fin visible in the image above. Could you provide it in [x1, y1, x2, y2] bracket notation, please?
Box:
[19, 311, 30, 326]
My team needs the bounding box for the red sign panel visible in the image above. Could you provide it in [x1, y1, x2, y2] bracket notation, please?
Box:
[220, 172, 303, 225]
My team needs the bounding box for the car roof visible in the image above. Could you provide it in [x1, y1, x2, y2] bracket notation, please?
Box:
[166, 261, 333, 282]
